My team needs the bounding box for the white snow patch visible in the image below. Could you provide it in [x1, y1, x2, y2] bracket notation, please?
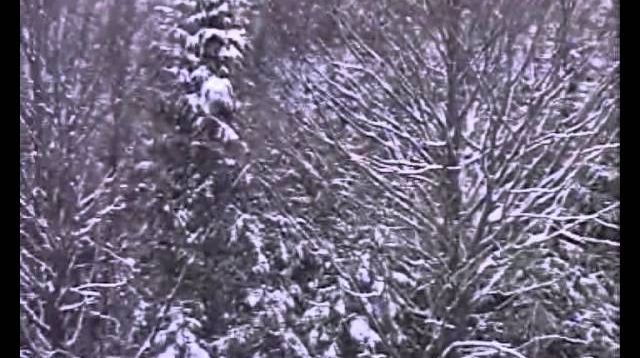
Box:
[214, 119, 239, 142]
[201, 75, 233, 111]
[122, 257, 136, 268]
[290, 284, 301, 296]
[185, 93, 201, 112]
[185, 343, 210, 358]
[279, 240, 289, 261]
[303, 305, 330, 321]
[309, 328, 320, 347]
[252, 252, 270, 274]
[349, 316, 381, 348]
[323, 343, 339, 358]
[246, 288, 263, 307]
[190, 66, 211, 82]
[487, 205, 504, 223]
[220, 45, 242, 59]
[334, 299, 346, 315]
[357, 267, 371, 285]
[392, 272, 413, 285]
[371, 280, 385, 293]
[158, 345, 179, 358]
[222, 158, 237, 166]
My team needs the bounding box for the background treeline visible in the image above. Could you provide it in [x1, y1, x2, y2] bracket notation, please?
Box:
[20, 0, 619, 357]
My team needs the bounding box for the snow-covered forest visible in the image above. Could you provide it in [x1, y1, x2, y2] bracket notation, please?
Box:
[20, 0, 619, 357]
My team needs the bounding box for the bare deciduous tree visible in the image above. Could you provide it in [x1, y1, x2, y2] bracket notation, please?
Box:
[20, 1, 156, 356]
[279, 0, 618, 356]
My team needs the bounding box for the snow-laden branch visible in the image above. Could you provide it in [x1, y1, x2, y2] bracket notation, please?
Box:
[442, 340, 528, 358]
[517, 334, 587, 349]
